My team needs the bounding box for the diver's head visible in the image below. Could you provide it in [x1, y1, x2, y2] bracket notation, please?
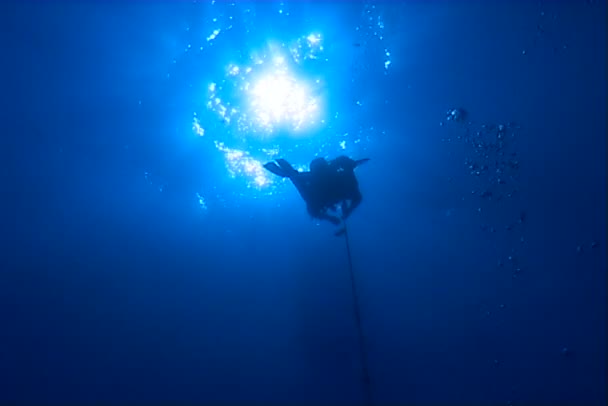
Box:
[310, 157, 329, 172]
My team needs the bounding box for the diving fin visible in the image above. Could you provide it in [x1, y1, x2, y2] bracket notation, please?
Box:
[334, 227, 346, 237]
[263, 162, 289, 178]
[354, 158, 370, 167]
[276, 159, 298, 176]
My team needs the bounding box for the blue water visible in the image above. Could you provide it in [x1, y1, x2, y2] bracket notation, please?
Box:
[2, 1, 606, 404]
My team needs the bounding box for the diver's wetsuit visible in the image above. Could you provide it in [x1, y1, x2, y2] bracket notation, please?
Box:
[325, 156, 363, 219]
[290, 171, 342, 225]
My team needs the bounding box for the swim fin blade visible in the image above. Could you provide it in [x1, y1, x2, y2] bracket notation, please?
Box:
[334, 227, 346, 237]
[263, 162, 289, 177]
[276, 159, 298, 176]
[354, 158, 370, 167]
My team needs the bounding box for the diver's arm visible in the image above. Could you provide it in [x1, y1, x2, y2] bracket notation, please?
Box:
[307, 204, 341, 225]
[335, 155, 369, 170]
[342, 190, 362, 219]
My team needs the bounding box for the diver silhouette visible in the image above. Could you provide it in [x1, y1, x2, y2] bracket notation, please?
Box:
[264, 155, 369, 226]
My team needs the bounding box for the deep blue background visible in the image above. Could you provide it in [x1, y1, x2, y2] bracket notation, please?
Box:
[1, 1, 606, 404]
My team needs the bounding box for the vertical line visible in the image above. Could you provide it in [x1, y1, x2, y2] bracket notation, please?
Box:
[343, 223, 373, 405]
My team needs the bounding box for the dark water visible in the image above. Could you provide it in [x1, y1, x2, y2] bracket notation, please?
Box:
[2, 1, 606, 404]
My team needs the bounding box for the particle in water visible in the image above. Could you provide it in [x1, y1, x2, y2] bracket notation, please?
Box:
[518, 211, 527, 224]
[446, 107, 468, 123]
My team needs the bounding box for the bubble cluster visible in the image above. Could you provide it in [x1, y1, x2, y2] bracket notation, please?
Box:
[289, 32, 325, 64]
[196, 192, 208, 211]
[352, 3, 392, 76]
[442, 108, 526, 279]
[214, 141, 273, 188]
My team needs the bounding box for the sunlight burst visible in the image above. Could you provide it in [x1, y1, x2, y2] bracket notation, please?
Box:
[248, 69, 319, 133]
